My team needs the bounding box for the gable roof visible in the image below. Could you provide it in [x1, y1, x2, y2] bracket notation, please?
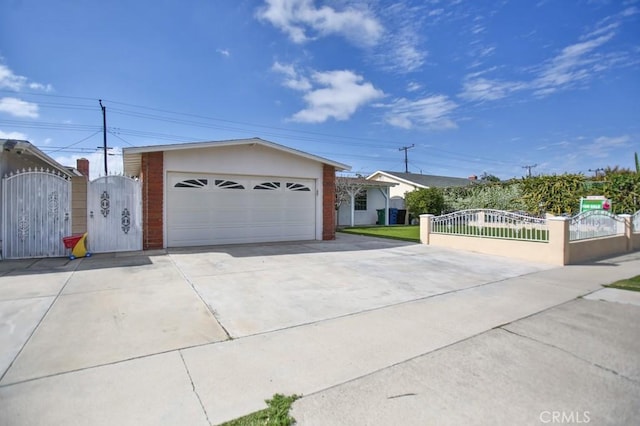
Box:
[367, 170, 472, 188]
[122, 137, 350, 176]
[1, 139, 76, 177]
[337, 176, 397, 188]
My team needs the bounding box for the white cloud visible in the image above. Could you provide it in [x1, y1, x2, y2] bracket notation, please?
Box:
[459, 78, 526, 102]
[0, 97, 39, 118]
[532, 32, 616, 94]
[375, 3, 427, 73]
[406, 82, 422, 92]
[383, 95, 458, 130]
[257, 0, 383, 47]
[0, 129, 28, 140]
[52, 147, 124, 180]
[216, 48, 230, 57]
[0, 63, 53, 92]
[583, 135, 631, 158]
[0, 64, 28, 90]
[460, 25, 624, 102]
[282, 69, 384, 123]
[272, 61, 312, 91]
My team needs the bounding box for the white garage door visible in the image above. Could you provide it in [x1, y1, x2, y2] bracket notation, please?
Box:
[167, 173, 316, 247]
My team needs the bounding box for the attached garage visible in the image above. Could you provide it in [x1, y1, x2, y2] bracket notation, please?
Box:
[167, 173, 316, 246]
[123, 138, 349, 249]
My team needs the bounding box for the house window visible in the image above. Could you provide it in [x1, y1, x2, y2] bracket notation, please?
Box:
[354, 192, 367, 210]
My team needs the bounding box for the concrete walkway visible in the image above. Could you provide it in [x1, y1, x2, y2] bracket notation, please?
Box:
[0, 236, 638, 425]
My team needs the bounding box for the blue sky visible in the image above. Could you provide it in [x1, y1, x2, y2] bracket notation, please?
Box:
[1, 0, 638, 179]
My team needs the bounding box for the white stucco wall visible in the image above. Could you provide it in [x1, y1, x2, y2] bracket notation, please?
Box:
[163, 144, 325, 243]
[337, 187, 389, 226]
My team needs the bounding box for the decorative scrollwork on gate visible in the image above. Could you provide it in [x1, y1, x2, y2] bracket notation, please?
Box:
[17, 215, 29, 241]
[48, 191, 59, 215]
[100, 191, 110, 217]
[121, 208, 131, 234]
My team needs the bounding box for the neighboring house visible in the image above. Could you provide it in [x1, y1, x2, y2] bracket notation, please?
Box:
[1, 139, 82, 259]
[336, 178, 397, 227]
[367, 170, 475, 209]
[122, 138, 349, 249]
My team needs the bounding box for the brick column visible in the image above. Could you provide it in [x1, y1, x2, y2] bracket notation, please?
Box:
[141, 152, 164, 249]
[322, 164, 336, 240]
[76, 158, 89, 179]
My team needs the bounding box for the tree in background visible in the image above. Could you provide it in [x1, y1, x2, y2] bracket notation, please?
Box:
[405, 187, 445, 216]
[335, 177, 367, 227]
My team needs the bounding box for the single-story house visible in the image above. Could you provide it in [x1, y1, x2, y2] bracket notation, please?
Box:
[122, 138, 349, 249]
[366, 170, 476, 209]
[336, 177, 397, 227]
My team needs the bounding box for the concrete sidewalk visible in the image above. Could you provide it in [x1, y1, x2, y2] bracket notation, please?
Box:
[0, 245, 638, 425]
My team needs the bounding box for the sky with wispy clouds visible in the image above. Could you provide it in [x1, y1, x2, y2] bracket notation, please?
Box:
[0, 0, 638, 179]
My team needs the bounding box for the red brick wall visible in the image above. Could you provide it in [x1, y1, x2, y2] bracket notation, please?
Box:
[322, 164, 336, 240]
[141, 152, 164, 249]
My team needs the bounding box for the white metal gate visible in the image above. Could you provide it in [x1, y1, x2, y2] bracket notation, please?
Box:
[87, 175, 142, 253]
[2, 168, 71, 259]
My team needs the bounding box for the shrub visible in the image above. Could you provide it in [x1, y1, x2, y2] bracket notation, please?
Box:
[405, 187, 445, 215]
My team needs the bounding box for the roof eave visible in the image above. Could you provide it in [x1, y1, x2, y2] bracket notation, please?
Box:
[123, 138, 350, 176]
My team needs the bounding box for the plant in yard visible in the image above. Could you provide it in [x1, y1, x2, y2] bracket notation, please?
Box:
[405, 187, 445, 216]
[443, 183, 525, 212]
[601, 172, 640, 214]
[220, 394, 300, 426]
[519, 174, 587, 215]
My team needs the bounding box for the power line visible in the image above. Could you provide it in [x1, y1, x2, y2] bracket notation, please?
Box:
[522, 164, 538, 177]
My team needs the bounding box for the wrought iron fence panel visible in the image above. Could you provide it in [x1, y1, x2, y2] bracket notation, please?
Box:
[569, 209, 625, 241]
[431, 209, 548, 242]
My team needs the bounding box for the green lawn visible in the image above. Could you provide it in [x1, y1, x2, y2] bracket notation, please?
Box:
[220, 394, 299, 426]
[604, 275, 640, 292]
[338, 225, 420, 242]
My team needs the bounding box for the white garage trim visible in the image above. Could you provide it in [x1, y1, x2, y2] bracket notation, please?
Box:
[166, 172, 317, 247]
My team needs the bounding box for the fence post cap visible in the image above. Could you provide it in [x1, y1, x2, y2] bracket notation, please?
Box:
[419, 214, 435, 218]
[548, 216, 570, 221]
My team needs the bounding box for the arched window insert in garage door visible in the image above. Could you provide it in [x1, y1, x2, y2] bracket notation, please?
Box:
[214, 179, 245, 189]
[254, 182, 281, 190]
[286, 182, 311, 192]
[174, 179, 208, 188]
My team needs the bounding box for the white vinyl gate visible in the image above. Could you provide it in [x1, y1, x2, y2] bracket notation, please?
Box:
[87, 175, 142, 253]
[2, 169, 71, 259]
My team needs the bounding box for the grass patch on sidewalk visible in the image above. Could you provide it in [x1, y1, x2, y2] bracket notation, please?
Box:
[220, 394, 300, 426]
[338, 225, 420, 242]
[604, 275, 640, 292]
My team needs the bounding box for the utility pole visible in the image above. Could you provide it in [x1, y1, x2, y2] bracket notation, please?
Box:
[588, 168, 604, 177]
[522, 164, 537, 177]
[99, 99, 108, 175]
[399, 144, 415, 173]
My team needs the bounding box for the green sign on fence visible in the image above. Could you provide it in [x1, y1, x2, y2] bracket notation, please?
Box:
[580, 197, 611, 212]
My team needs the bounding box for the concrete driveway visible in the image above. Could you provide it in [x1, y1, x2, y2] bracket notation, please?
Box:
[1, 233, 638, 425]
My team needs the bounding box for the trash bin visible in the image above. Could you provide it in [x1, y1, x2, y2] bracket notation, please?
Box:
[397, 209, 407, 225]
[62, 232, 91, 260]
[376, 208, 386, 225]
[389, 208, 398, 225]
